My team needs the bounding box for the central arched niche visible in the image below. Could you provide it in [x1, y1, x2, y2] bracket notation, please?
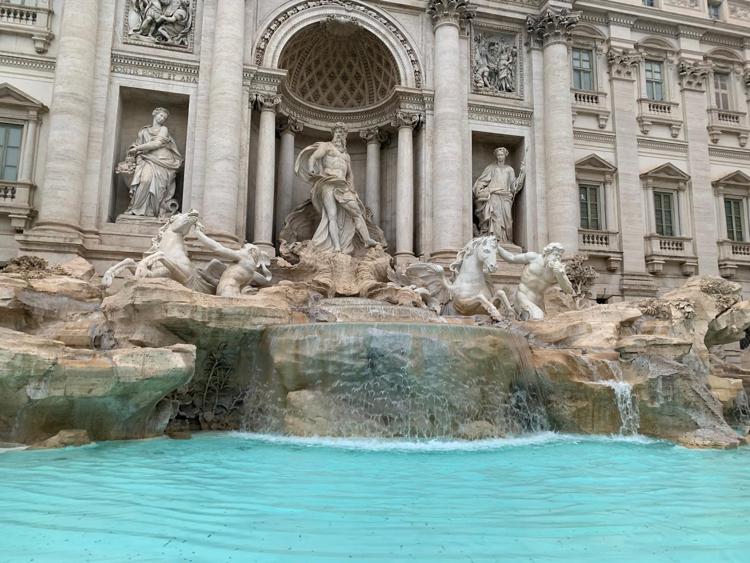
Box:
[278, 19, 400, 110]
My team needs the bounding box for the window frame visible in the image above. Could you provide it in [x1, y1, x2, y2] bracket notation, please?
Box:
[579, 182, 604, 231]
[571, 47, 595, 92]
[644, 59, 666, 102]
[0, 122, 24, 182]
[653, 190, 677, 237]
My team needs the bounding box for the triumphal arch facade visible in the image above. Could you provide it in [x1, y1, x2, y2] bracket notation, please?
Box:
[4, 0, 750, 299]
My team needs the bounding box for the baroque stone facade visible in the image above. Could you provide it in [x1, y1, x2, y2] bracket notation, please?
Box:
[3, 0, 750, 300]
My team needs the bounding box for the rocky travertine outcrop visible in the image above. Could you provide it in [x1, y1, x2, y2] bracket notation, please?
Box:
[102, 278, 299, 347]
[0, 327, 195, 443]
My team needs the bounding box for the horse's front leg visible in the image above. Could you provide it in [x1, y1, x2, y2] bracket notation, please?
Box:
[134, 252, 164, 279]
[492, 289, 516, 319]
[102, 258, 137, 288]
[477, 294, 504, 322]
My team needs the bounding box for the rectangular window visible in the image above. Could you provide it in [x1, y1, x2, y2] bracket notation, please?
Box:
[725, 198, 744, 242]
[714, 72, 730, 110]
[0, 123, 23, 182]
[645, 61, 665, 101]
[643, 0, 655, 6]
[572, 48, 594, 91]
[654, 191, 675, 237]
[579, 184, 601, 230]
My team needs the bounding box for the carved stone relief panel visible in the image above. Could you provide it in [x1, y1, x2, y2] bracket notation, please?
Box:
[729, 0, 750, 20]
[471, 27, 523, 99]
[124, 0, 196, 52]
[664, 0, 700, 9]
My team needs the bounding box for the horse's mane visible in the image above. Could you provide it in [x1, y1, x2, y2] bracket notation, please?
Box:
[449, 236, 496, 273]
[146, 214, 178, 254]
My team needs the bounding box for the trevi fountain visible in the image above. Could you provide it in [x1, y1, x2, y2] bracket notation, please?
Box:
[1, 1, 750, 561]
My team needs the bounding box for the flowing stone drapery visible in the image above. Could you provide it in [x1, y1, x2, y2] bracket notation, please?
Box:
[201, 0, 245, 241]
[394, 112, 421, 265]
[527, 7, 579, 255]
[253, 96, 280, 255]
[276, 117, 303, 237]
[360, 128, 388, 225]
[35, 0, 99, 232]
[679, 60, 718, 276]
[427, 0, 475, 261]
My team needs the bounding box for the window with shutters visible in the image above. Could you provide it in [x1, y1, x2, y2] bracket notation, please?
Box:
[654, 191, 675, 237]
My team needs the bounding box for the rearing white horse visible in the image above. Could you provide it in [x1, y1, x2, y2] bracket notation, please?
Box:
[405, 236, 512, 321]
[102, 209, 200, 288]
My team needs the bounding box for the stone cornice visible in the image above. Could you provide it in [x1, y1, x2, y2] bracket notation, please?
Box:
[638, 138, 689, 154]
[467, 102, 533, 126]
[526, 8, 580, 48]
[426, 0, 476, 29]
[0, 51, 54, 73]
[709, 146, 750, 161]
[573, 129, 616, 146]
[110, 52, 199, 83]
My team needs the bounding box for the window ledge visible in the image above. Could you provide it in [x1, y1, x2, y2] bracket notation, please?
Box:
[637, 98, 682, 138]
[578, 228, 621, 271]
[707, 109, 749, 147]
[0, 4, 54, 54]
[718, 240, 750, 277]
[0, 180, 36, 231]
[644, 234, 697, 275]
[571, 89, 609, 129]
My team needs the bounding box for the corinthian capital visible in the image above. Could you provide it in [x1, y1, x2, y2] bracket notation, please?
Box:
[392, 111, 423, 130]
[526, 8, 579, 47]
[607, 48, 642, 80]
[678, 60, 711, 92]
[426, 0, 475, 29]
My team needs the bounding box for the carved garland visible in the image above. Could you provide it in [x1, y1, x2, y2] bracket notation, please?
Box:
[254, 0, 424, 89]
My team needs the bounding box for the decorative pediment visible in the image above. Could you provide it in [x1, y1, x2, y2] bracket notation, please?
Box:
[712, 170, 750, 194]
[640, 162, 690, 189]
[0, 83, 46, 112]
[576, 154, 617, 174]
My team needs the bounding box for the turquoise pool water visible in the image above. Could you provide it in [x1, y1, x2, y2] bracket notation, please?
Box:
[1, 433, 749, 562]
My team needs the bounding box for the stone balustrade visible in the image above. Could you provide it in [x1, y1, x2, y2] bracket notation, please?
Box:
[571, 89, 609, 128]
[0, 0, 53, 53]
[707, 108, 749, 147]
[0, 180, 35, 231]
[644, 234, 697, 276]
[637, 98, 682, 138]
[717, 239, 750, 278]
[578, 228, 622, 271]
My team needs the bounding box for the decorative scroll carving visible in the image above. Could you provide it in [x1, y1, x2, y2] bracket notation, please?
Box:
[471, 28, 520, 97]
[607, 48, 643, 80]
[124, 0, 195, 51]
[526, 8, 579, 47]
[252, 93, 282, 112]
[255, 0, 424, 89]
[426, 0, 476, 28]
[678, 60, 711, 91]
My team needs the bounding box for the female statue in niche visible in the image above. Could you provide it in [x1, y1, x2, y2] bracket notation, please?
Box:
[472, 147, 526, 244]
[118, 107, 183, 219]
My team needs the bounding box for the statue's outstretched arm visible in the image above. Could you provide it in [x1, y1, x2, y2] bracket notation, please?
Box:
[498, 246, 535, 264]
[195, 228, 238, 262]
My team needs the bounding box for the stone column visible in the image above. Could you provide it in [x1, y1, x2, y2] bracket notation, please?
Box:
[360, 128, 388, 224]
[607, 48, 655, 297]
[201, 0, 246, 241]
[276, 117, 302, 237]
[527, 7, 579, 254]
[427, 0, 474, 261]
[19, 112, 39, 183]
[253, 95, 280, 255]
[35, 0, 99, 232]
[393, 112, 421, 265]
[679, 61, 718, 276]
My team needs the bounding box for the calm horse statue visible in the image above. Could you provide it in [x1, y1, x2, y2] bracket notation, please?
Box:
[102, 209, 200, 288]
[405, 236, 512, 321]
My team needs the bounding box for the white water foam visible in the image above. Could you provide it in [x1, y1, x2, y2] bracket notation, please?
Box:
[593, 380, 641, 435]
[229, 431, 658, 452]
